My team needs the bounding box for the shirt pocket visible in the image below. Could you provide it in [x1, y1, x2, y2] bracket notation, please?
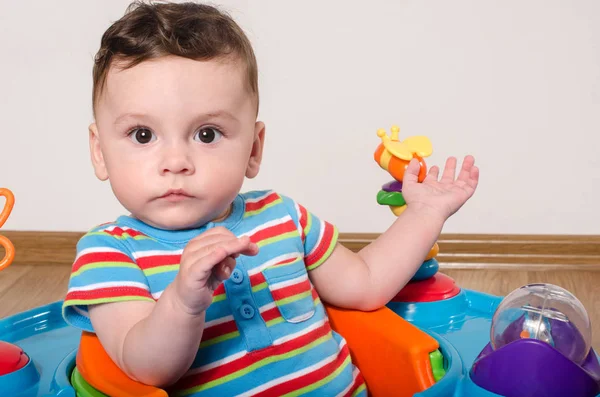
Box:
[261, 255, 316, 323]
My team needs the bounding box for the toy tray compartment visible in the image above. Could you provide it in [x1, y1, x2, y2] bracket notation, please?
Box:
[0, 302, 80, 396]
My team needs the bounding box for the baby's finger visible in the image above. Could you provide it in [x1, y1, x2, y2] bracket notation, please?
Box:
[468, 165, 480, 189]
[457, 155, 475, 183]
[188, 226, 235, 244]
[189, 246, 230, 280]
[237, 235, 259, 256]
[185, 234, 239, 256]
[205, 236, 258, 259]
[424, 165, 440, 182]
[183, 237, 253, 271]
[440, 157, 457, 183]
[213, 256, 237, 282]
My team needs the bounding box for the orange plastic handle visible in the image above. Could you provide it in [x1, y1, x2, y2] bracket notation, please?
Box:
[324, 303, 439, 396]
[77, 331, 168, 396]
[0, 188, 15, 271]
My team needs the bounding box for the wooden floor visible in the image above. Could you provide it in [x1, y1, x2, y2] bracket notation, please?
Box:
[1, 265, 599, 350]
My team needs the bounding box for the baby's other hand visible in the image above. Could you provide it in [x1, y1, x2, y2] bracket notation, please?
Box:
[402, 155, 479, 222]
[173, 227, 258, 316]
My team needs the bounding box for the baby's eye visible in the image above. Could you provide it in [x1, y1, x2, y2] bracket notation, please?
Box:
[129, 128, 156, 144]
[194, 127, 223, 144]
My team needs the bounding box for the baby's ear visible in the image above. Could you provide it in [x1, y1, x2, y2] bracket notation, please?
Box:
[89, 123, 109, 181]
[246, 121, 265, 179]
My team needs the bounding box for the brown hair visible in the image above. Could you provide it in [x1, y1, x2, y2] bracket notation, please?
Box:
[92, 1, 258, 110]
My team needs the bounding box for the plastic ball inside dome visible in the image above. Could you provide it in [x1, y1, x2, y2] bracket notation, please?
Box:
[490, 283, 592, 365]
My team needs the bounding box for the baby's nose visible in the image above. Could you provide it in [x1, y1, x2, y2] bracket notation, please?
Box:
[160, 147, 195, 175]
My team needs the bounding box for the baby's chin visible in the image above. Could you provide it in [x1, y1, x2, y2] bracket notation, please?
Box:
[136, 213, 214, 231]
[128, 203, 233, 231]
[137, 204, 232, 230]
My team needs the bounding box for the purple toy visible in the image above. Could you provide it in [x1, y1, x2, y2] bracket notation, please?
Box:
[470, 283, 599, 397]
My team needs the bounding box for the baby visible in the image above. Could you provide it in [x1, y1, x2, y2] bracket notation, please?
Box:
[62, 2, 479, 396]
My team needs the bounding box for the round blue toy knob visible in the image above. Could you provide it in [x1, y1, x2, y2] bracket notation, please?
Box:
[411, 258, 439, 281]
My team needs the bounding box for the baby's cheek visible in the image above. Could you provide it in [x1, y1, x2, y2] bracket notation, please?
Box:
[210, 152, 247, 177]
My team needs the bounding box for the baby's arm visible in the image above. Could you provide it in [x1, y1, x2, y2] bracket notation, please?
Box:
[87, 227, 258, 387]
[310, 156, 479, 311]
[309, 207, 443, 311]
[89, 294, 203, 386]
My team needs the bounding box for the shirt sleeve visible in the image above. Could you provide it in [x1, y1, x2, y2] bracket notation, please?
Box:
[280, 195, 339, 271]
[62, 228, 154, 332]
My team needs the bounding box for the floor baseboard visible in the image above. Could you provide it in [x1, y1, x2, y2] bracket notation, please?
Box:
[339, 233, 600, 270]
[2, 231, 600, 270]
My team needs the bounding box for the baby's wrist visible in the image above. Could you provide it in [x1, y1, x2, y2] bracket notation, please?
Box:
[165, 281, 209, 319]
[403, 204, 448, 227]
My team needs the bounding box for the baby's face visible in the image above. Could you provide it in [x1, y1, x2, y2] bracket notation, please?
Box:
[90, 55, 263, 229]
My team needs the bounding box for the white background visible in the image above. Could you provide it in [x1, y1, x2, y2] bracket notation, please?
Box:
[1, 0, 598, 234]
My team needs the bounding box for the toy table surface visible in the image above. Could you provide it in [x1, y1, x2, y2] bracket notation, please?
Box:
[0, 288, 598, 397]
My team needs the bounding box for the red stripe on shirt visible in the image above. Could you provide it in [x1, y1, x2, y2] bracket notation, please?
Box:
[261, 306, 281, 323]
[270, 278, 312, 302]
[176, 320, 332, 389]
[249, 271, 267, 287]
[136, 254, 181, 270]
[252, 343, 351, 397]
[245, 192, 280, 213]
[249, 219, 297, 245]
[202, 305, 280, 343]
[305, 222, 335, 267]
[202, 319, 239, 341]
[213, 284, 225, 296]
[72, 251, 135, 272]
[311, 288, 319, 300]
[272, 256, 298, 268]
[342, 372, 366, 397]
[103, 228, 147, 238]
[65, 286, 152, 302]
[298, 204, 309, 242]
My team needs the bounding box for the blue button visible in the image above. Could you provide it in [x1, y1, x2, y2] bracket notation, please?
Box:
[239, 304, 255, 319]
[231, 268, 244, 284]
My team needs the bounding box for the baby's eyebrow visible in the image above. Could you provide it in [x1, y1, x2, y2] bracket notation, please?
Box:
[204, 110, 239, 122]
[113, 113, 153, 125]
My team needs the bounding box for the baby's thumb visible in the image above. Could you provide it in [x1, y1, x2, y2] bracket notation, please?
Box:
[403, 158, 420, 183]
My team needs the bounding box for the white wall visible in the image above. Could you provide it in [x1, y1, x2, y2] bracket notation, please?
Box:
[1, 0, 599, 234]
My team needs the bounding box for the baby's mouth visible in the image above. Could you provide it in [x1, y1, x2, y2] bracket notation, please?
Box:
[158, 189, 193, 202]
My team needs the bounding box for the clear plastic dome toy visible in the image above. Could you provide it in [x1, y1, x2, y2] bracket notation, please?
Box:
[490, 283, 592, 365]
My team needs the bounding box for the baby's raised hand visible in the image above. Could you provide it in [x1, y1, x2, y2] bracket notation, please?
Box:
[173, 227, 259, 316]
[402, 155, 479, 222]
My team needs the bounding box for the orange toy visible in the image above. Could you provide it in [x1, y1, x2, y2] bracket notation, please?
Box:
[0, 188, 15, 271]
[425, 242, 440, 261]
[324, 304, 439, 395]
[76, 331, 168, 397]
[373, 126, 432, 183]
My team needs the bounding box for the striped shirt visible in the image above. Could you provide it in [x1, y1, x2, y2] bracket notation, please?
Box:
[62, 190, 367, 396]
